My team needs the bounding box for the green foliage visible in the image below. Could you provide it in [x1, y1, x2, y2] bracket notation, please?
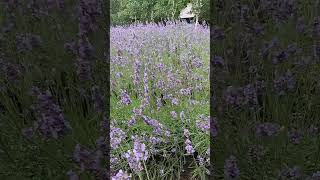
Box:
[111, 0, 209, 25]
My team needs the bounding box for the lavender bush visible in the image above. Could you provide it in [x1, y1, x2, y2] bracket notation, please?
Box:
[1, 0, 320, 179]
[213, 0, 320, 179]
[0, 0, 109, 179]
[110, 22, 210, 179]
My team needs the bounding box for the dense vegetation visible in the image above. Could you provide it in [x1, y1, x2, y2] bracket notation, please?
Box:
[2, 0, 320, 179]
[111, 0, 210, 25]
[0, 1, 109, 179]
[110, 22, 209, 179]
[212, 0, 320, 179]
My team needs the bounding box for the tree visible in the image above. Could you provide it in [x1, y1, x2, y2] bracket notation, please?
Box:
[110, 0, 208, 26]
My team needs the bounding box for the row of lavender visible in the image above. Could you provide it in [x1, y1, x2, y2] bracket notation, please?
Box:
[0, 1, 110, 179]
[212, 0, 320, 179]
[3, 0, 320, 179]
[110, 23, 210, 179]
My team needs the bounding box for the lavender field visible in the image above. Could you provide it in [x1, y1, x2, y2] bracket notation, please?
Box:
[2, 0, 320, 179]
[212, 0, 320, 179]
[110, 22, 210, 179]
[1, 1, 110, 179]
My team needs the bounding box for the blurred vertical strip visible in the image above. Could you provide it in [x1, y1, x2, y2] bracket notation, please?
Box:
[209, 0, 215, 178]
[210, 0, 224, 179]
[103, 0, 110, 178]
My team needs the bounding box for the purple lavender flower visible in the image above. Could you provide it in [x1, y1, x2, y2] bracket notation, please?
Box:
[156, 63, 165, 71]
[212, 55, 224, 67]
[65, 38, 94, 81]
[112, 170, 131, 180]
[197, 119, 209, 134]
[124, 151, 144, 172]
[311, 171, 320, 180]
[171, 98, 179, 105]
[3, 62, 22, 82]
[273, 0, 298, 23]
[128, 116, 136, 126]
[272, 50, 289, 64]
[255, 122, 280, 137]
[133, 60, 142, 89]
[243, 84, 258, 106]
[16, 33, 42, 53]
[274, 70, 296, 95]
[212, 26, 225, 40]
[185, 139, 195, 154]
[197, 155, 205, 166]
[211, 117, 218, 138]
[142, 63, 150, 106]
[279, 166, 301, 179]
[110, 22, 210, 178]
[149, 136, 162, 145]
[124, 139, 149, 172]
[191, 57, 203, 68]
[78, 0, 102, 36]
[180, 88, 192, 96]
[170, 111, 177, 119]
[77, 37, 94, 60]
[132, 107, 142, 117]
[156, 80, 165, 89]
[288, 128, 303, 145]
[223, 84, 260, 108]
[184, 129, 190, 138]
[29, 87, 71, 139]
[110, 126, 126, 149]
[73, 144, 101, 173]
[110, 154, 119, 168]
[224, 156, 240, 179]
[120, 90, 131, 105]
[132, 139, 149, 161]
[142, 116, 169, 136]
[224, 86, 245, 108]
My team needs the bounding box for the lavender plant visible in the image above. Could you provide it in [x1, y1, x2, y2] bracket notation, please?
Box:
[213, 0, 320, 179]
[0, 0, 108, 179]
[110, 22, 209, 179]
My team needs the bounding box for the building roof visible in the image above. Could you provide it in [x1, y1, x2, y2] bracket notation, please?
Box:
[179, 3, 195, 19]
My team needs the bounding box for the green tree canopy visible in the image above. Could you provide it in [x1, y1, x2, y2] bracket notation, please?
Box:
[111, 0, 209, 25]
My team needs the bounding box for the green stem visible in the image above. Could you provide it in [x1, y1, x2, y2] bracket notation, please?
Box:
[143, 160, 151, 180]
